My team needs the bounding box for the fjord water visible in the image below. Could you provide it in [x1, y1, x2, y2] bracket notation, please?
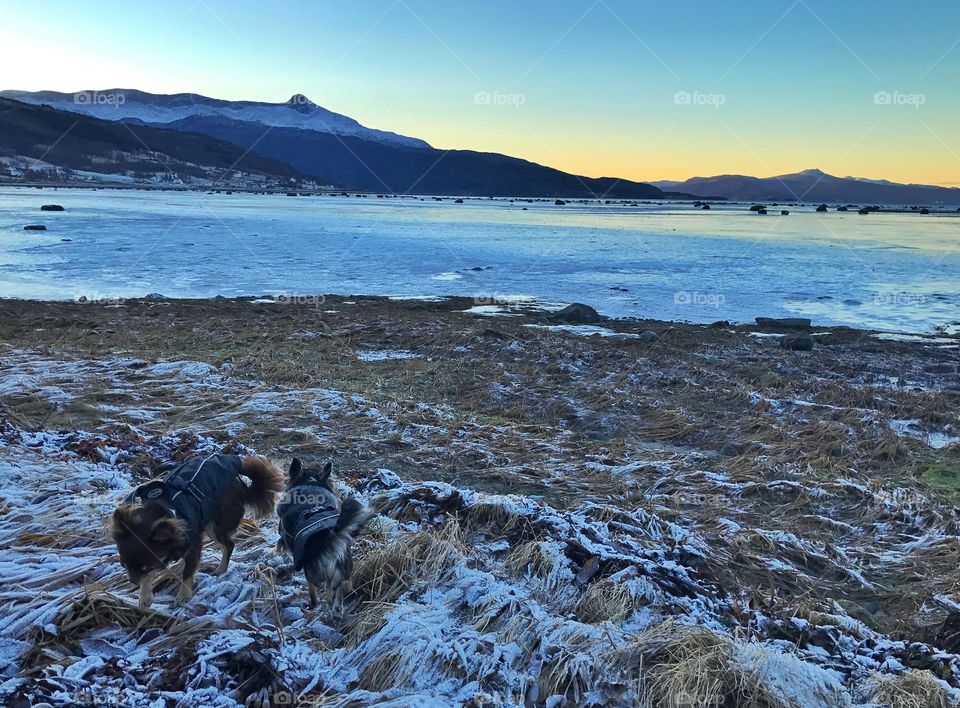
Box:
[1, 187, 957, 333]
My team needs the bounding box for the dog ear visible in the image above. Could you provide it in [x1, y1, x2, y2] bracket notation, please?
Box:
[289, 457, 303, 481]
[319, 460, 333, 483]
[149, 517, 186, 545]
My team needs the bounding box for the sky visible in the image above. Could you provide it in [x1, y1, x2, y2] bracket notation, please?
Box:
[1, 0, 958, 186]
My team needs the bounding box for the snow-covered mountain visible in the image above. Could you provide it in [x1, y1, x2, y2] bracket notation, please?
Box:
[652, 168, 960, 205]
[0, 89, 430, 149]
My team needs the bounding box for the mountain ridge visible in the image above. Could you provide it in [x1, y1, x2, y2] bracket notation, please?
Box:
[0, 88, 430, 149]
[652, 169, 960, 205]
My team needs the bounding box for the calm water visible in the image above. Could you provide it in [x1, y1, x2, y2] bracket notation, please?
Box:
[0, 187, 957, 333]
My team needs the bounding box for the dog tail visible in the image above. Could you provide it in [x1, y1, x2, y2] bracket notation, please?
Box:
[240, 456, 285, 518]
[335, 496, 374, 537]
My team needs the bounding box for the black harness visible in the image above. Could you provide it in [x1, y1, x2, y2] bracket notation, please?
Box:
[277, 484, 341, 571]
[128, 454, 243, 541]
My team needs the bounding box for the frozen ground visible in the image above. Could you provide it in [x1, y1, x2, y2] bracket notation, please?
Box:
[1, 187, 958, 333]
[0, 297, 959, 705]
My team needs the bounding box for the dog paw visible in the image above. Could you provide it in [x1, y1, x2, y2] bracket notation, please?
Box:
[174, 586, 193, 606]
[138, 596, 152, 611]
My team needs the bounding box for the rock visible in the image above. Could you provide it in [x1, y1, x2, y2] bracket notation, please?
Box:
[757, 208, 768, 215]
[755, 317, 812, 331]
[637, 330, 658, 343]
[553, 303, 603, 324]
[781, 334, 815, 351]
[781, 210, 790, 216]
[920, 208, 930, 214]
[555, 199, 567, 206]
[816, 204, 828, 212]
[455, 198, 464, 204]
[40, 204, 64, 211]
[837, 206, 849, 212]
[701, 204, 711, 210]
[710, 320, 731, 328]
[23, 224, 47, 231]
[749, 204, 767, 212]
[144, 293, 168, 301]
[858, 208, 870, 215]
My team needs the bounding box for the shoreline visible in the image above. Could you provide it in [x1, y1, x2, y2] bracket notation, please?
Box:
[2, 292, 959, 339]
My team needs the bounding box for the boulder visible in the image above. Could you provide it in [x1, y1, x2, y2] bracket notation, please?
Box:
[755, 317, 812, 331]
[637, 330, 658, 343]
[23, 224, 47, 231]
[553, 303, 603, 324]
[40, 204, 65, 211]
[555, 199, 567, 206]
[454, 198, 464, 204]
[757, 208, 768, 215]
[781, 334, 815, 351]
[702, 204, 711, 209]
[781, 210, 790, 216]
[749, 204, 767, 211]
[858, 208, 870, 215]
[920, 208, 930, 214]
[837, 206, 849, 212]
[816, 204, 828, 212]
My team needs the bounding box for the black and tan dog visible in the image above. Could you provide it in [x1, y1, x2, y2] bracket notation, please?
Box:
[111, 453, 284, 609]
[276, 458, 373, 612]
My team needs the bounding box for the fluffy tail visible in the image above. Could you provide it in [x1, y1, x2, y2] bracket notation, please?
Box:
[335, 496, 375, 537]
[240, 456, 285, 518]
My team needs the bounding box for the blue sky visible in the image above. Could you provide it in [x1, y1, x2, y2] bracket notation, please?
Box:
[2, 0, 958, 184]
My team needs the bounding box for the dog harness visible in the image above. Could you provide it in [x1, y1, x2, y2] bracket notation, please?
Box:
[277, 484, 341, 571]
[128, 453, 244, 541]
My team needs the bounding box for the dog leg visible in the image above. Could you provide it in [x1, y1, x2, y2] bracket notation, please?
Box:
[273, 539, 286, 556]
[175, 542, 201, 606]
[213, 538, 234, 576]
[308, 583, 319, 609]
[138, 574, 155, 611]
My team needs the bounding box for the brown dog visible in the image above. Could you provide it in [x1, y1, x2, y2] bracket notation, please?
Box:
[111, 453, 283, 609]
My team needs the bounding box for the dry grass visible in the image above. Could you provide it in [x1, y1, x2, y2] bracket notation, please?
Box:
[504, 540, 569, 593]
[344, 601, 396, 647]
[612, 624, 791, 708]
[574, 579, 643, 624]
[534, 622, 605, 704]
[863, 670, 951, 708]
[351, 521, 466, 604]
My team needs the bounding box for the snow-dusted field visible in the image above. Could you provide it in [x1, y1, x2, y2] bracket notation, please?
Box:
[1, 187, 958, 333]
[0, 296, 959, 705]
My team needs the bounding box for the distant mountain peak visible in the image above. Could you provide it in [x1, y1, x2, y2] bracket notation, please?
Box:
[0, 88, 430, 149]
[797, 168, 828, 177]
[287, 94, 318, 112]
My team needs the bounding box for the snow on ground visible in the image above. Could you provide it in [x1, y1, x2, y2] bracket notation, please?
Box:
[2, 347, 960, 706]
[356, 350, 421, 362]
